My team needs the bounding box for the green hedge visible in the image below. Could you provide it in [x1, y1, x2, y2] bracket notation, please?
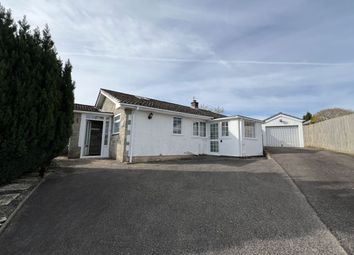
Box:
[0, 5, 75, 184]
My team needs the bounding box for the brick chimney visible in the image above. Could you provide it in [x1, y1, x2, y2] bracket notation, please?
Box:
[191, 98, 199, 109]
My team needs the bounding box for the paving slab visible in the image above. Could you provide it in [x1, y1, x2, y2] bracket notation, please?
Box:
[0, 216, 7, 224]
[0, 194, 19, 206]
[14, 177, 40, 184]
[0, 183, 32, 193]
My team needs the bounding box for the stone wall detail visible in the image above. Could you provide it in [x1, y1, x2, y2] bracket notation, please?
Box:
[68, 112, 82, 158]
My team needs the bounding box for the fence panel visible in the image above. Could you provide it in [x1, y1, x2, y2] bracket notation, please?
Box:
[303, 113, 354, 154]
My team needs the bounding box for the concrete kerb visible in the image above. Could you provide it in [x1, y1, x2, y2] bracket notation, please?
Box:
[0, 173, 49, 236]
[265, 149, 349, 255]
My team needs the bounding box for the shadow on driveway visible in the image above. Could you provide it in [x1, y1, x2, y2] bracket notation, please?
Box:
[55, 155, 262, 169]
[265, 147, 319, 154]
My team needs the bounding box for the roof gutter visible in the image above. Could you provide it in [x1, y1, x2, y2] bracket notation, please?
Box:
[119, 103, 214, 120]
[212, 115, 263, 123]
[238, 119, 243, 156]
[73, 110, 113, 116]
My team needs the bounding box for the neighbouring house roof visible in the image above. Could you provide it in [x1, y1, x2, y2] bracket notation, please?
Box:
[74, 103, 112, 114]
[100, 88, 226, 119]
[264, 112, 303, 122]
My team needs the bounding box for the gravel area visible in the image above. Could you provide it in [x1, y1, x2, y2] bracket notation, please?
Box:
[0, 173, 42, 229]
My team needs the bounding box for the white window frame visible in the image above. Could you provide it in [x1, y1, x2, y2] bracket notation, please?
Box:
[244, 121, 256, 138]
[193, 122, 199, 136]
[221, 122, 229, 137]
[199, 122, 206, 137]
[173, 117, 182, 135]
[210, 123, 219, 140]
[113, 114, 121, 134]
[210, 141, 219, 152]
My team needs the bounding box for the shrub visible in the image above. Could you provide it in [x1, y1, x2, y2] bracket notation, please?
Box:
[302, 112, 312, 122]
[0, 5, 75, 184]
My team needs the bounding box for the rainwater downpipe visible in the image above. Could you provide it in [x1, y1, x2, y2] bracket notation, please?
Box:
[239, 119, 243, 156]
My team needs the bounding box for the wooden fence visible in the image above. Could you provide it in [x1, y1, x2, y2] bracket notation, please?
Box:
[303, 113, 354, 154]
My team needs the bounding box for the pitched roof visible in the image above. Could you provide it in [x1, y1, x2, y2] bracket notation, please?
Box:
[101, 88, 225, 119]
[74, 103, 100, 112]
[264, 112, 303, 122]
[74, 103, 112, 114]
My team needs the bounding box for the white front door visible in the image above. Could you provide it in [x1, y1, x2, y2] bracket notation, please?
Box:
[84, 120, 103, 156]
[209, 123, 219, 154]
[80, 114, 111, 158]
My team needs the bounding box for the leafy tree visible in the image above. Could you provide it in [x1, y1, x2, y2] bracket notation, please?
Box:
[0, 5, 75, 184]
[303, 112, 312, 121]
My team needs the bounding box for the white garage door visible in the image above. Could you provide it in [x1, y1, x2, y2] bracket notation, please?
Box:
[266, 126, 299, 147]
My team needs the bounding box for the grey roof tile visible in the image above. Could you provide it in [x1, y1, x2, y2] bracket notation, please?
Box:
[102, 88, 225, 119]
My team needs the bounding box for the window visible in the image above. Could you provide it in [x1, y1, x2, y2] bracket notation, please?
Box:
[193, 122, 199, 136]
[200, 122, 206, 137]
[173, 117, 182, 134]
[221, 122, 229, 136]
[113, 114, 120, 134]
[210, 141, 219, 152]
[244, 121, 256, 138]
[210, 123, 218, 139]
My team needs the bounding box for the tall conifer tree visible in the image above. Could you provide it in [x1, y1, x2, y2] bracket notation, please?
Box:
[0, 5, 74, 183]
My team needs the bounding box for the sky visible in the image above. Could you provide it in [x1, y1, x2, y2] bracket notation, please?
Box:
[3, 0, 354, 119]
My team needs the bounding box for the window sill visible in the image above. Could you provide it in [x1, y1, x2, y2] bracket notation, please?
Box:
[243, 137, 257, 140]
[191, 136, 207, 138]
[112, 132, 120, 136]
[172, 133, 183, 136]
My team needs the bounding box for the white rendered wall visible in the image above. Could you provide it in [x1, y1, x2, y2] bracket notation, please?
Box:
[131, 110, 264, 157]
[208, 119, 263, 157]
[132, 110, 209, 157]
[215, 119, 241, 156]
[241, 121, 263, 156]
[262, 115, 304, 147]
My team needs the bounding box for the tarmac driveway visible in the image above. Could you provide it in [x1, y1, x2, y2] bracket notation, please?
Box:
[0, 157, 347, 255]
[268, 147, 354, 255]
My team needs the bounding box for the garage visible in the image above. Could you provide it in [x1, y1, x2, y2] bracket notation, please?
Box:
[265, 126, 299, 147]
[262, 113, 304, 148]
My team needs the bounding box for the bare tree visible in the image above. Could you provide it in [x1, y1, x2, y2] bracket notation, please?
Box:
[312, 108, 353, 123]
[199, 104, 224, 114]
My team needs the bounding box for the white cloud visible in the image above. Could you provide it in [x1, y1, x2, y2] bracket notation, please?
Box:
[2, 0, 354, 117]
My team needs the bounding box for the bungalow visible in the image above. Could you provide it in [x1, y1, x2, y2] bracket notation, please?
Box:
[68, 89, 264, 162]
